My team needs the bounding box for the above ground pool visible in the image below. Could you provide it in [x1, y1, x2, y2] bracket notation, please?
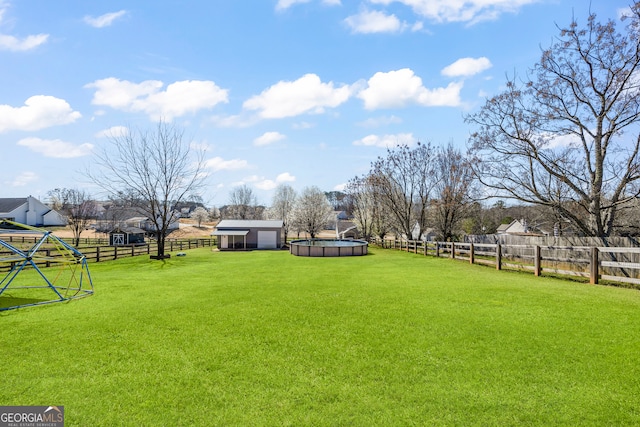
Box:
[289, 239, 368, 257]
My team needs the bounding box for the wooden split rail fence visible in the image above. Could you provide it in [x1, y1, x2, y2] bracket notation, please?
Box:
[374, 238, 640, 286]
[0, 238, 216, 272]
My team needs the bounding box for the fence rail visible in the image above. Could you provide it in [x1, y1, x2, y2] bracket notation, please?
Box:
[0, 238, 216, 272]
[373, 238, 640, 286]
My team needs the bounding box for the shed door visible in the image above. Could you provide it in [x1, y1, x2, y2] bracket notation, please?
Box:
[112, 233, 125, 245]
[257, 230, 277, 249]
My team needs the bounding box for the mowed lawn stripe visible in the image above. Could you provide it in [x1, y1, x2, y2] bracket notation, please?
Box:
[2, 247, 640, 426]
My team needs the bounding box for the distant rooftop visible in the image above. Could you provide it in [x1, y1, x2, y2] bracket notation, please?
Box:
[216, 220, 283, 229]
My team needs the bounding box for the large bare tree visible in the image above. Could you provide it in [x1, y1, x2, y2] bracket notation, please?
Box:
[292, 186, 333, 238]
[345, 174, 392, 241]
[369, 142, 435, 239]
[270, 184, 297, 242]
[225, 185, 262, 220]
[89, 120, 206, 259]
[467, 4, 640, 237]
[431, 143, 476, 241]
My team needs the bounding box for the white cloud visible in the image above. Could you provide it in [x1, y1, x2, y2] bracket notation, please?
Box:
[254, 131, 286, 147]
[94, 125, 128, 138]
[344, 10, 405, 34]
[17, 137, 94, 158]
[370, 0, 538, 24]
[276, 0, 310, 11]
[85, 78, 229, 120]
[252, 172, 297, 190]
[276, 172, 296, 182]
[0, 96, 81, 133]
[205, 156, 249, 172]
[0, 3, 48, 51]
[9, 171, 38, 187]
[83, 10, 127, 28]
[618, 7, 633, 20]
[441, 57, 492, 77]
[541, 132, 581, 150]
[243, 73, 352, 119]
[0, 33, 48, 51]
[358, 68, 462, 109]
[333, 183, 347, 191]
[353, 132, 416, 148]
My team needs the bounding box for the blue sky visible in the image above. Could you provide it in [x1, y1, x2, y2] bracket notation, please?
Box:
[0, 0, 633, 207]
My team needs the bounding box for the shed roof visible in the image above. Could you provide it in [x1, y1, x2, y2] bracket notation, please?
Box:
[216, 220, 283, 229]
[211, 229, 250, 236]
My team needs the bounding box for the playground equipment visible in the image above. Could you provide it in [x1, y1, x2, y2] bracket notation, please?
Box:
[0, 219, 93, 311]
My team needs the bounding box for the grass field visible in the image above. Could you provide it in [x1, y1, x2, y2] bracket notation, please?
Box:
[2, 247, 640, 426]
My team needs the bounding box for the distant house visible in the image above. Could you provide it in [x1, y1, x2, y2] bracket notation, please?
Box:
[497, 219, 548, 236]
[337, 221, 359, 239]
[98, 207, 179, 233]
[408, 223, 437, 241]
[0, 196, 66, 227]
[109, 227, 146, 246]
[212, 220, 284, 250]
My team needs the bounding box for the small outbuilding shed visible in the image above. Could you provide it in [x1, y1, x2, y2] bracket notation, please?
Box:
[212, 220, 284, 250]
[110, 227, 146, 246]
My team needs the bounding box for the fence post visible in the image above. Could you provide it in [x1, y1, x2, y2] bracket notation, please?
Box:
[436, 242, 440, 257]
[46, 249, 51, 268]
[496, 244, 502, 270]
[590, 247, 599, 285]
[469, 243, 474, 264]
[114, 245, 118, 260]
[451, 242, 455, 259]
[534, 246, 541, 276]
[147, 243, 150, 254]
[96, 246, 100, 263]
[131, 245, 135, 257]
[424, 241, 427, 257]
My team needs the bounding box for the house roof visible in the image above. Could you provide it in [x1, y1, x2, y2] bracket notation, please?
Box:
[111, 226, 146, 234]
[216, 220, 283, 229]
[0, 198, 27, 213]
[496, 222, 513, 232]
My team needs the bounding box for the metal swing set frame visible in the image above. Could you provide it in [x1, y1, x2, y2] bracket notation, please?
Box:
[0, 219, 94, 311]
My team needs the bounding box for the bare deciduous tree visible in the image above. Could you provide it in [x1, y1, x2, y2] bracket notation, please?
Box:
[89, 120, 206, 259]
[369, 142, 435, 239]
[467, 4, 640, 237]
[292, 186, 333, 238]
[48, 188, 97, 247]
[431, 143, 476, 241]
[345, 174, 393, 240]
[270, 184, 297, 242]
[225, 185, 262, 220]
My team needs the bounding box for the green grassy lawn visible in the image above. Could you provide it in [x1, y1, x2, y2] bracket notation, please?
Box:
[2, 247, 640, 426]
